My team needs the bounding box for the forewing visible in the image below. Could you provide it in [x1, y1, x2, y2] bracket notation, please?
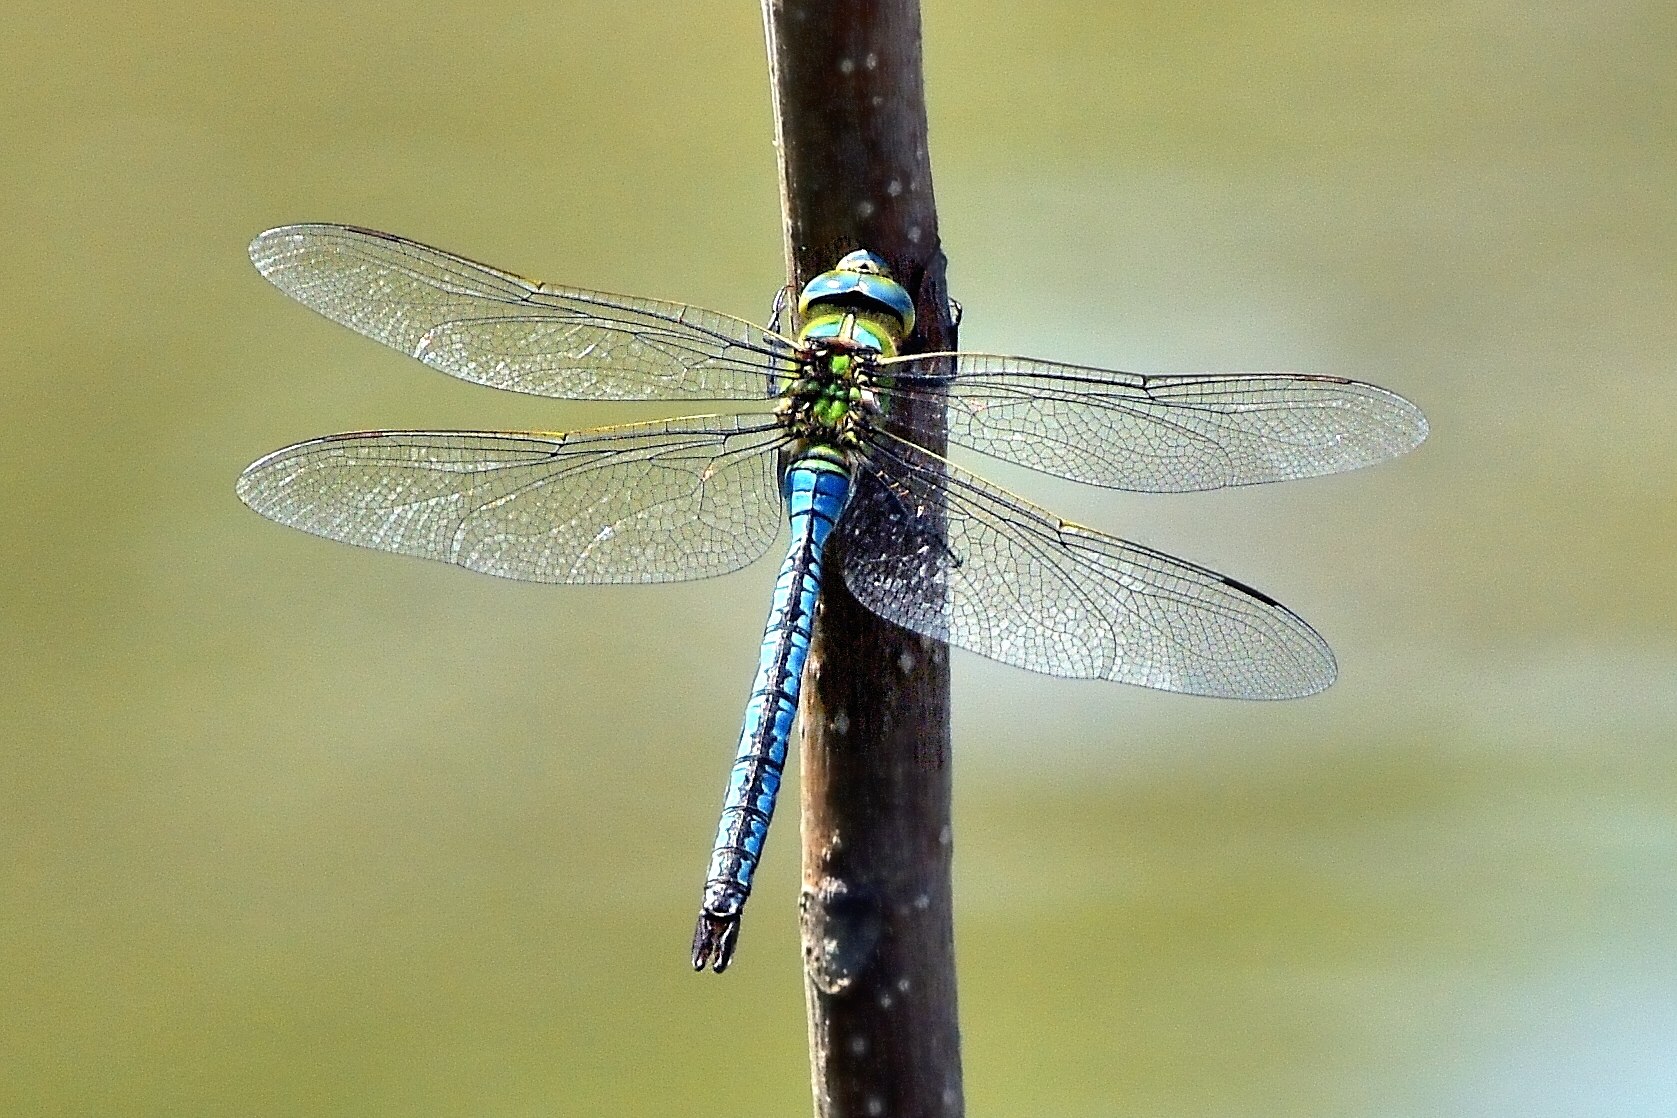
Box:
[836, 432, 1336, 698]
[876, 352, 1428, 491]
[249, 224, 801, 401]
[236, 416, 786, 584]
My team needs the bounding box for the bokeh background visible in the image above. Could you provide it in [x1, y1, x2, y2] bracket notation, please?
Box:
[4, 2, 1674, 1114]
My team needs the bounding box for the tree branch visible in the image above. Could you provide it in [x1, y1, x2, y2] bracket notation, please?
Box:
[762, 2, 963, 1114]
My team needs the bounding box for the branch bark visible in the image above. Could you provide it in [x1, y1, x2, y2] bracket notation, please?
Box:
[762, 2, 963, 1115]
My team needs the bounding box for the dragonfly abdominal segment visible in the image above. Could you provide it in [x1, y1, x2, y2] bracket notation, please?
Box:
[237, 224, 1427, 972]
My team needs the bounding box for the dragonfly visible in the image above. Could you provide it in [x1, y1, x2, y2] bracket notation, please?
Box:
[236, 224, 1427, 972]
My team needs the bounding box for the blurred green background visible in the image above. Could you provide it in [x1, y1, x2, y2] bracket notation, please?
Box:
[4, 1, 1673, 1114]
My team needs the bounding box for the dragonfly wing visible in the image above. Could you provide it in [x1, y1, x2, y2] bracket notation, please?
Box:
[249, 224, 801, 401]
[835, 432, 1335, 698]
[236, 415, 786, 584]
[876, 353, 1427, 491]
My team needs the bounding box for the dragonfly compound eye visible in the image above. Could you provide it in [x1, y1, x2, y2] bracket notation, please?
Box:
[797, 251, 916, 336]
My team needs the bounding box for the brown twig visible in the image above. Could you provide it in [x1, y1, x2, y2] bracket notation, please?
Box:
[761, 2, 964, 1114]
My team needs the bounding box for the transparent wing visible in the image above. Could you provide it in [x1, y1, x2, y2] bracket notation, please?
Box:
[236, 415, 787, 584]
[249, 224, 803, 401]
[874, 352, 1428, 492]
[836, 431, 1335, 698]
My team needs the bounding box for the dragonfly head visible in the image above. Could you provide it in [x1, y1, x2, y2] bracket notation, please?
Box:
[797, 250, 916, 337]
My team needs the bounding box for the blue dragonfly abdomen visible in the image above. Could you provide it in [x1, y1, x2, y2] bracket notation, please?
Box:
[694, 452, 852, 970]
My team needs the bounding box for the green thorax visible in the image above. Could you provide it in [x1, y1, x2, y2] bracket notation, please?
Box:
[777, 251, 914, 451]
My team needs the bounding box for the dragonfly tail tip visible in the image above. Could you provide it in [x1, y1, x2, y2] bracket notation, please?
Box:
[691, 911, 741, 973]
